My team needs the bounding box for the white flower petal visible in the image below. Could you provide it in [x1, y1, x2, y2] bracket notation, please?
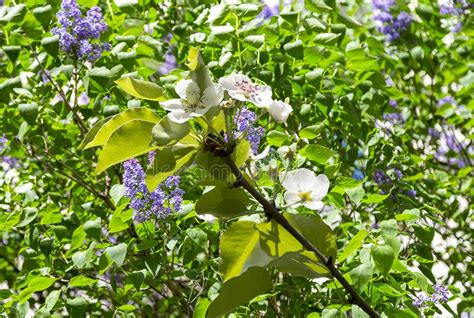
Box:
[175, 79, 201, 104]
[284, 191, 302, 207]
[196, 213, 217, 222]
[191, 104, 213, 116]
[251, 85, 273, 107]
[167, 110, 193, 123]
[219, 73, 241, 91]
[228, 90, 249, 102]
[280, 168, 317, 193]
[161, 99, 184, 111]
[311, 174, 330, 199]
[220, 73, 256, 103]
[304, 200, 324, 210]
[268, 100, 293, 123]
[201, 84, 224, 107]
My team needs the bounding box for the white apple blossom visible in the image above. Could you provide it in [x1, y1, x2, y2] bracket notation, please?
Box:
[219, 73, 273, 107]
[268, 100, 293, 123]
[280, 168, 329, 210]
[161, 79, 223, 123]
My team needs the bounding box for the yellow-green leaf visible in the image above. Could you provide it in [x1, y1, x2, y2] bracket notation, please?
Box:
[115, 77, 166, 101]
[83, 108, 160, 150]
[96, 120, 157, 174]
[207, 267, 272, 318]
[145, 144, 197, 191]
[337, 229, 368, 263]
[220, 221, 271, 281]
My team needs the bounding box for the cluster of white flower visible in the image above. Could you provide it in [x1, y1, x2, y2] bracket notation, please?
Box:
[161, 71, 329, 211]
[161, 72, 292, 124]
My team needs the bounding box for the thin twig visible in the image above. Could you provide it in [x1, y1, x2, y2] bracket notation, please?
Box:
[30, 47, 87, 134]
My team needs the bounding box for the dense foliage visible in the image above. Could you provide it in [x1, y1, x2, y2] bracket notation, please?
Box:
[0, 0, 472, 317]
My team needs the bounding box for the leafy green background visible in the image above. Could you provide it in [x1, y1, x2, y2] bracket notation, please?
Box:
[0, 0, 472, 317]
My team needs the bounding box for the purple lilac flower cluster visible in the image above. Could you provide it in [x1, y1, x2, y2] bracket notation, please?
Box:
[373, 168, 416, 197]
[0, 135, 19, 170]
[437, 95, 456, 107]
[234, 107, 265, 155]
[123, 153, 184, 222]
[429, 125, 472, 168]
[412, 284, 450, 309]
[371, 0, 412, 41]
[159, 45, 178, 75]
[259, 0, 280, 19]
[440, 0, 472, 32]
[352, 168, 365, 181]
[382, 112, 404, 124]
[52, 0, 110, 62]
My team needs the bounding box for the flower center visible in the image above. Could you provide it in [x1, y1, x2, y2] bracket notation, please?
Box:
[235, 79, 257, 97]
[298, 192, 312, 202]
[183, 100, 205, 112]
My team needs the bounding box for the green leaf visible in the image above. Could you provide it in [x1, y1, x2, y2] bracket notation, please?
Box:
[187, 47, 213, 92]
[244, 35, 265, 49]
[337, 12, 362, 28]
[352, 305, 370, 318]
[269, 251, 329, 279]
[96, 120, 157, 174]
[303, 17, 326, 32]
[371, 244, 394, 275]
[267, 130, 290, 147]
[18, 103, 38, 124]
[346, 185, 365, 205]
[220, 221, 271, 281]
[299, 124, 324, 139]
[115, 77, 165, 101]
[151, 116, 191, 147]
[194, 151, 232, 183]
[284, 40, 304, 60]
[43, 290, 60, 312]
[256, 213, 337, 277]
[69, 276, 97, 287]
[395, 209, 420, 221]
[186, 228, 207, 249]
[0, 4, 26, 24]
[70, 226, 87, 251]
[17, 207, 38, 227]
[304, 0, 332, 12]
[195, 186, 249, 219]
[32, 5, 52, 28]
[193, 298, 211, 318]
[106, 243, 127, 267]
[79, 118, 110, 149]
[84, 218, 101, 241]
[232, 140, 251, 167]
[336, 177, 362, 189]
[362, 194, 389, 204]
[314, 33, 340, 45]
[207, 267, 272, 318]
[109, 208, 133, 233]
[145, 144, 197, 191]
[124, 270, 146, 291]
[28, 277, 56, 292]
[18, 276, 56, 304]
[350, 261, 373, 291]
[72, 249, 92, 269]
[82, 108, 160, 150]
[337, 229, 368, 263]
[300, 144, 336, 165]
[118, 304, 136, 311]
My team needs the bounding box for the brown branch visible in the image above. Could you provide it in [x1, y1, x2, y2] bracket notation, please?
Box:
[220, 155, 380, 318]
